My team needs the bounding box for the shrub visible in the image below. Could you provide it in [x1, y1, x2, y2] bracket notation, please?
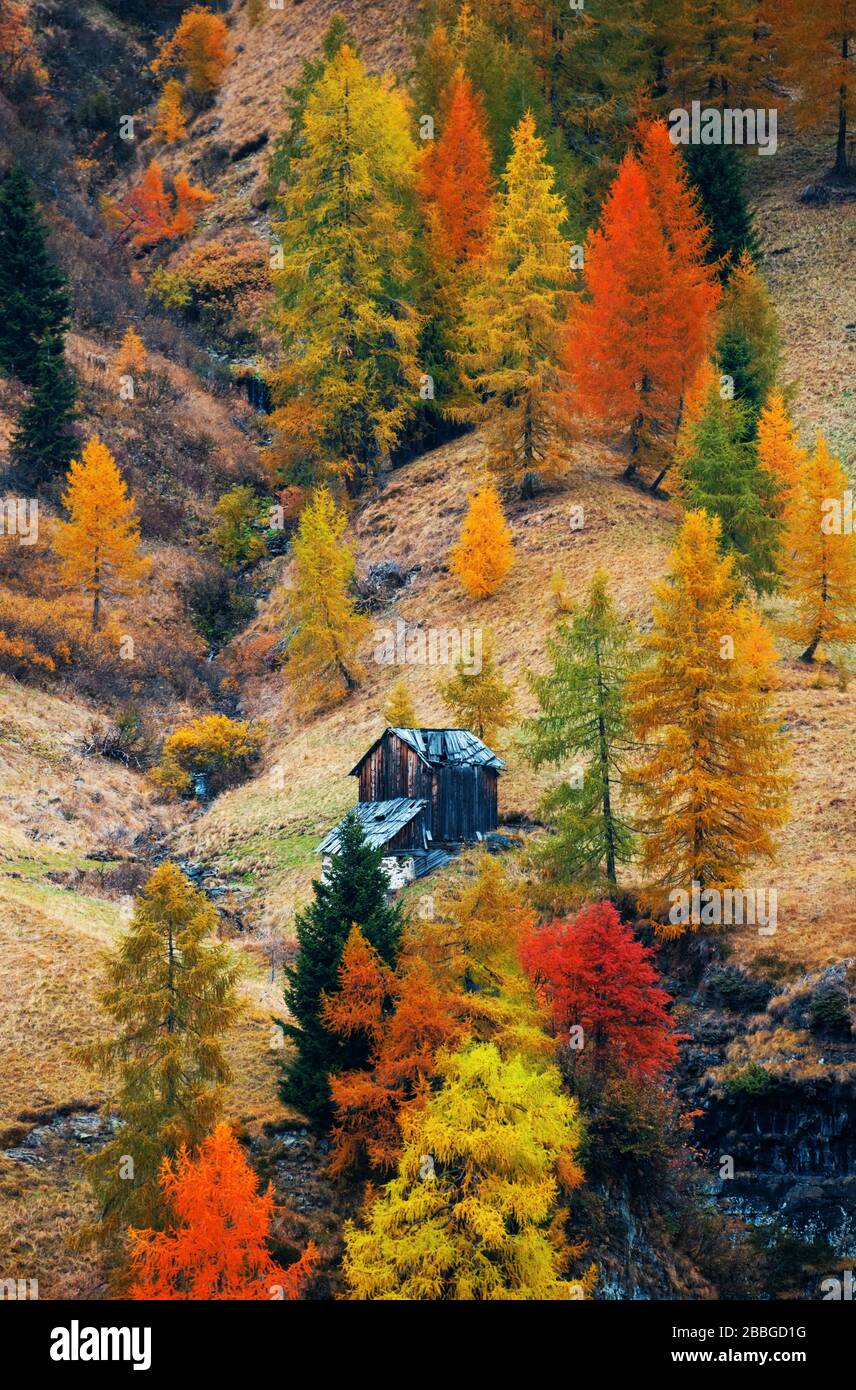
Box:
[209, 485, 267, 568]
[82, 706, 157, 770]
[724, 1062, 777, 1096]
[180, 566, 256, 647]
[172, 237, 270, 333]
[806, 985, 852, 1039]
[705, 966, 772, 1013]
[153, 714, 266, 798]
[0, 589, 81, 679]
[145, 267, 192, 311]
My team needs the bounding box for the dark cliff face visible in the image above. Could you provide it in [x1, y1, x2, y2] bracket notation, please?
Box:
[698, 1079, 856, 1251]
[670, 953, 856, 1268]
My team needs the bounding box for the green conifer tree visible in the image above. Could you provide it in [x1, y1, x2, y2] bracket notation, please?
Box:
[715, 251, 780, 434]
[522, 570, 636, 894]
[531, 0, 655, 219]
[0, 166, 70, 384]
[280, 811, 403, 1127]
[683, 143, 758, 277]
[10, 332, 78, 488]
[680, 384, 781, 593]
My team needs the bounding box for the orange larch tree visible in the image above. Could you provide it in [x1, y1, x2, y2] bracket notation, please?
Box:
[636, 118, 721, 488]
[0, 0, 46, 87]
[102, 161, 213, 249]
[756, 390, 805, 507]
[449, 483, 515, 599]
[322, 931, 464, 1177]
[564, 128, 719, 487]
[771, 0, 855, 178]
[54, 436, 149, 630]
[562, 152, 694, 482]
[129, 1123, 317, 1300]
[419, 68, 495, 265]
[151, 5, 232, 96]
[664, 0, 773, 107]
[629, 509, 790, 925]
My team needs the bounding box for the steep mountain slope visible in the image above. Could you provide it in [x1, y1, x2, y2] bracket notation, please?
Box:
[0, 0, 853, 1302]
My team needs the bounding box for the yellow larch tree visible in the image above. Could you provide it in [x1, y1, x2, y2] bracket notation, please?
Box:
[756, 390, 805, 507]
[342, 1041, 586, 1301]
[383, 678, 418, 728]
[457, 110, 570, 497]
[437, 629, 516, 748]
[280, 486, 370, 708]
[781, 433, 856, 662]
[152, 78, 188, 144]
[629, 509, 790, 930]
[449, 483, 514, 599]
[115, 326, 148, 379]
[54, 436, 150, 631]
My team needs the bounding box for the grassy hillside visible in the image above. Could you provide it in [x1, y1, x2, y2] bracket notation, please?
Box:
[0, 0, 853, 1305]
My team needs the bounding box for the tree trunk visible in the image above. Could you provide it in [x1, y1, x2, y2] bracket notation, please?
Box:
[595, 640, 617, 887]
[833, 38, 849, 179]
[91, 564, 101, 631]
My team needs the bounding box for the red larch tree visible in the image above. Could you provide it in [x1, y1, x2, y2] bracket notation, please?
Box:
[520, 899, 680, 1079]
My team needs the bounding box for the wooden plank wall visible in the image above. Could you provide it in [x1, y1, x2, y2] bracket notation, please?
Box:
[356, 733, 499, 842]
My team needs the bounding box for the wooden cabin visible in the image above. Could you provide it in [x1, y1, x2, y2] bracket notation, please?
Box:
[317, 727, 505, 886]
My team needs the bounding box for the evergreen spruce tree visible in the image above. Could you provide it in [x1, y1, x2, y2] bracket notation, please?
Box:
[527, 0, 655, 219]
[281, 811, 403, 1128]
[10, 332, 78, 489]
[0, 165, 70, 384]
[715, 251, 780, 434]
[522, 570, 635, 895]
[680, 383, 781, 594]
[683, 143, 758, 276]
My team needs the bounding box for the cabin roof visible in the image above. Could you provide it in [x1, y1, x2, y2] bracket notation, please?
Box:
[316, 798, 428, 855]
[349, 727, 505, 776]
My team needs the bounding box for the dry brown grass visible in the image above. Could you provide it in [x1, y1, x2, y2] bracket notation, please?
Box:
[749, 122, 856, 466]
[181, 0, 413, 227]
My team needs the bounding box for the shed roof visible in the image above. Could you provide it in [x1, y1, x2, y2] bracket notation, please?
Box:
[350, 727, 505, 776]
[316, 798, 428, 855]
